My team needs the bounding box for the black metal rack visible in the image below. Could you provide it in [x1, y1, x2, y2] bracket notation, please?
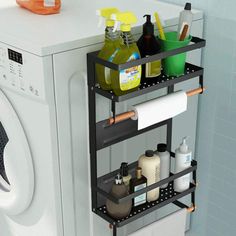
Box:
[87, 36, 206, 236]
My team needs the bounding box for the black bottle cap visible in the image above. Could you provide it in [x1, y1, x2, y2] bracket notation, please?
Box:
[143, 14, 154, 35]
[145, 150, 154, 157]
[120, 162, 129, 177]
[157, 143, 167, 152]
[184, 3, 191, 10]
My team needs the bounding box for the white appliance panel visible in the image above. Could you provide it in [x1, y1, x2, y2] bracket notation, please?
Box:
[0, 42, 46, 101]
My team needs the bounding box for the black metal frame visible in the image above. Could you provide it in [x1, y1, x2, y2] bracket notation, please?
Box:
[87, 36, 205, 236]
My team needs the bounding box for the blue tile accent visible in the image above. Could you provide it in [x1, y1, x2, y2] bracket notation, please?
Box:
[161, 0, 236, 235]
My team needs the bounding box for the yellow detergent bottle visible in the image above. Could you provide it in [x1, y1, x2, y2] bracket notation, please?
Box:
[110, 12, 142, 96]
[96, 8, 121, 90]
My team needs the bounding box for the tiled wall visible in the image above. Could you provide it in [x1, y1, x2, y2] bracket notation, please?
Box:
[160, 1, 236, 235]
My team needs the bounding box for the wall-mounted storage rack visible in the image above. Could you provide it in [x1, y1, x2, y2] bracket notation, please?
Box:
[87, 36, 206, 236]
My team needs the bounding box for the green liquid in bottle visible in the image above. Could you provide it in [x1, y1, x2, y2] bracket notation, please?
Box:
[111, 31, 142, 96]
[96, 27, 120, 90]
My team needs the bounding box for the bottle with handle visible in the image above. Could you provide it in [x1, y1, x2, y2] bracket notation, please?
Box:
[177, 3, 193, 39]
[16, 0, 61, 15]
[174, 137, 192, 192]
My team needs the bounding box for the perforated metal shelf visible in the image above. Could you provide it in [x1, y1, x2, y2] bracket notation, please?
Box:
[96, 182, 196, 227]
[94, 63, 203, 102]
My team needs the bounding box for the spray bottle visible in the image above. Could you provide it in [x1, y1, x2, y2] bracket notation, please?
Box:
[96, 8, 120, 90]
[174, 137, 192, 192]
[110, 12, 142, 96]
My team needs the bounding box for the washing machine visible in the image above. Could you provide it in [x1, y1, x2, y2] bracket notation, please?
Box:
[0, 0, 203, 236]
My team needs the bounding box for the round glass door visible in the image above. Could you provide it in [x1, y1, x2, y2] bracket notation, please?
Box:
[0, 90, 34, 216]
[0, 122, 10, 192]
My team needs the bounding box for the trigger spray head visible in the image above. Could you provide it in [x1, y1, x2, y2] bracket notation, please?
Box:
[96, 8, 119, 28]
[111, 11, 138, 32]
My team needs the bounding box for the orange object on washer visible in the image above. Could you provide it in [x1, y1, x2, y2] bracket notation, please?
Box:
[16, 0, 61, 15]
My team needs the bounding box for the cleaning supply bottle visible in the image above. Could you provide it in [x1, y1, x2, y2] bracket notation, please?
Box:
[156, 143, 170, 188]
[138, 150, 160, 202]
[174, 137, 192, 192]
[16, 0, 61, 15]
[177, 3, 193, 39]
[120, 162, 132, 191]
[137, 15, 162, 80]
[96, 8, 120, 90]
[130, 167, 147, 207]
[110, 12, 142, 96]
[106, 174, 132, 219]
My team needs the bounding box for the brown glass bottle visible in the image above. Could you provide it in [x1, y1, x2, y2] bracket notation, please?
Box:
[130, 167, 147, 207]
[137, 15, 162, 81]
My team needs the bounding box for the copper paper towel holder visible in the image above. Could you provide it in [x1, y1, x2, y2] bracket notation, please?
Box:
[108, 87, 206, 125]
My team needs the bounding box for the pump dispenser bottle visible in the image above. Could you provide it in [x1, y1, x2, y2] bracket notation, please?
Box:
[110, 12, 142, 96]
[106, 174, 132, 219]
[138, 150, 160, 201]
[174, 137, 192, 192]
[137, 15, 162, 80]
[96, 8, 120, 90]
[177, 3, 193, 39]
[120, 162, 132, 190]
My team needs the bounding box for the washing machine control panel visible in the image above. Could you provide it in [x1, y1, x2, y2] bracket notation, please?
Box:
[0, 43, 46, 100]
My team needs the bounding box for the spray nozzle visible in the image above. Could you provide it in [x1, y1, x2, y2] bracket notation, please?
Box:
[96, 8, 119, 28]
[111, 11, 138, 32]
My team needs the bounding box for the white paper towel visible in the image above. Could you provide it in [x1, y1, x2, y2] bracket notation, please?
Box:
[128, 208, 187, 236]
[131, 91, 187, 130]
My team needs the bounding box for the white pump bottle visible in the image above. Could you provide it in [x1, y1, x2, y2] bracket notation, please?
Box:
[174, 137, 192, 192]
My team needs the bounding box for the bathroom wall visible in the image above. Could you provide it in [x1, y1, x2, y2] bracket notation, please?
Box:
[160, 0, 236, 235]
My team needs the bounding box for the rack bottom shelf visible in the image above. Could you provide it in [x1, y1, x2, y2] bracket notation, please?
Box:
[96, 181, 196, 227]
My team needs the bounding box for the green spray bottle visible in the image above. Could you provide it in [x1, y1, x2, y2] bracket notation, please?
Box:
[96, 8, 121, 90]
[110, 12, 142, 96]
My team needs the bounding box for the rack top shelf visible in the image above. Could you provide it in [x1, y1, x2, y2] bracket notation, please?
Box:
[87, 36, 205, 102]
[95, 63, 203, 102]
[88, 37, 205, 71]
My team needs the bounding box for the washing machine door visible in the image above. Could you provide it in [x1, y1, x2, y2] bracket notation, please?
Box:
[0, 89, 34, 216]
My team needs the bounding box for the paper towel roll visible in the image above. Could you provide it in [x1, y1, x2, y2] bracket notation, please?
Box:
[131, 91, 187, 130]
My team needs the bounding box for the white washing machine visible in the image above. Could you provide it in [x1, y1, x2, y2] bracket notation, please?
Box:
[0, 1, 203, 236]
[0, 43, 64, 236]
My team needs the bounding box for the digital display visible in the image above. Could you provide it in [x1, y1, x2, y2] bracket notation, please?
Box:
[8, 49, 23, 64]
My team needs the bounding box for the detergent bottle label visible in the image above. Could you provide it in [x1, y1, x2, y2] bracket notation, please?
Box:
[145, 59, 162, 78]
[104, 48, 120, 85]
[119, 52, 141, 91]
